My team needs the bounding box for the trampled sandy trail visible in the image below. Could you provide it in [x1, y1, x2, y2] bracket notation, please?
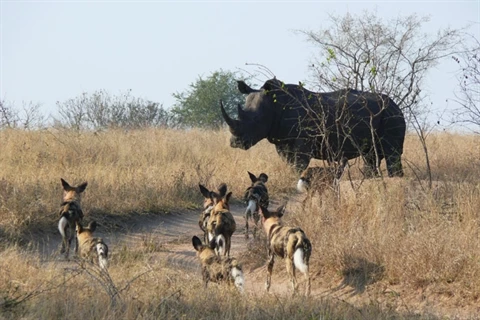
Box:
[35, 199, 313, 296]
[31, 197, 479, 319]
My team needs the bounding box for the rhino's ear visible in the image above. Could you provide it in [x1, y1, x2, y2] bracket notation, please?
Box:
[262, 78, 283, 92]
[262, 79, 275, 92]
[237, 80, 255, 94]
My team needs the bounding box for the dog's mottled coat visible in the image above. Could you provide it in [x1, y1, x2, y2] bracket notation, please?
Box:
[58, 178, 87, 258]
[243, 171, 269, 239]
[192, 235, 244, 293]
[198, 183, 228, 244]
[75, 220, 109, 270]
[260, 204, 312, 296]
[206, 191, 236, 257]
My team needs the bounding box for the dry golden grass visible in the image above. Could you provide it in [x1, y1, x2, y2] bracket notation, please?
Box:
[0, 128, 479, 318]
[0, 248, 432, 320]
[0, 127, 295, 240]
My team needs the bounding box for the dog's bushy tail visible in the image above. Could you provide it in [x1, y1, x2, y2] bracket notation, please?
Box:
[230, 259, 245, 293]
[96, 241, 109, 270]
[216, 234, 226, 256]
[291, 231, 311, 274]
[58, 215, 68, 238]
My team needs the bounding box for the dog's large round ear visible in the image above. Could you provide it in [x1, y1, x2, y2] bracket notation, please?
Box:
[199, 184, 211, 198]
[61, 178, 72, 191]
[217, 183, 227, 197]
[276, 204, 287, 218]
[247, 171, 257, 183]
[259, 173, 268, 183]
[259, 205, 268, 218]
[225, 192, 233, 203]
[192, 236, 203, 251]
[75, 221, 82, 233]
[77, 182, 88, 193]
[88, 220, 97, 232]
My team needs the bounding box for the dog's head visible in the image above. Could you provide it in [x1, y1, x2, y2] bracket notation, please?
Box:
[192, 235, 217, 262]
[76, 220, 97, 236]
[199, 183, 229, 212]
[61, 178, 88, 203]
[259, 204, 286, 222]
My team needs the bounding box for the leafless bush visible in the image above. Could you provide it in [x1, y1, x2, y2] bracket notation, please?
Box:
[55, 89, 171, 130]
[0, 100, 45, 129]
[451, 35, 480, 133]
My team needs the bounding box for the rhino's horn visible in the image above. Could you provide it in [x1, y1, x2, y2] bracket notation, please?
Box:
[220, 100, 239, 132]
[237, 103, 248, 119]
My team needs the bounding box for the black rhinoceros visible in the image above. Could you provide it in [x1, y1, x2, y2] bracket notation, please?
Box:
[220, 78, 406, 177]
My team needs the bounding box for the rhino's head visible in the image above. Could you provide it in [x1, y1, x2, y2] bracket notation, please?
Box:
[220, 79, 285, 150]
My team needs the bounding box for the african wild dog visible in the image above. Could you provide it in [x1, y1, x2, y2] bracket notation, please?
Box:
[260, 204, 312, 296]
[296, 166, 343, 207]
[198, 183, 228, 244]
[207, 190, 236, 257]
[192, 235, 244, 293]
[58, 178, 88, 258]
[243, 171, 269, 239]
[75, 220, 109, 270]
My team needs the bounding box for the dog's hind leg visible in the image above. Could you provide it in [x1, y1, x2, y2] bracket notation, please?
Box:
[226, 235, 232, 257]
[265, 253, 275, 293]
[304, 267, 311, 296]
[286, 257, 297, 295]
[252, 210, 260, 239]
[72, 224, 79, 254]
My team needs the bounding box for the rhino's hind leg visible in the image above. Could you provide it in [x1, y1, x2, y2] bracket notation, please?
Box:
[363, 150, 381, 178]
[385, 153, 404, 177]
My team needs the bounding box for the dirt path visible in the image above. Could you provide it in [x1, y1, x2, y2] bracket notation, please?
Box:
[37, 199, 306, 294]
[33, 198, 478, 319]
[38, 202, 259, 270]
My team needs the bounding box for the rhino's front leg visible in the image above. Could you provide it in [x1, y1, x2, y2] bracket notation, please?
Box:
[275, 144, 310, 173]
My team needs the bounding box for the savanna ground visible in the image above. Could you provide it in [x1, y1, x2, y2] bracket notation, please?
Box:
[0, 128, 479, 319]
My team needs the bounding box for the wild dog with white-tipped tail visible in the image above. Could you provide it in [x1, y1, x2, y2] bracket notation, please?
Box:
[206, 190, 236, 257]
[243, 171, 269, 239]
[192, 235, 244, 293]
[58, 178, 88, 258]
[75, 220, 109, 270]
[260, 204, 312, 296]
[198, 183, 228, 244]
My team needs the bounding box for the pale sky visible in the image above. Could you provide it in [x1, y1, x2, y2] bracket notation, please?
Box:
[1, 1, 479, 129]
